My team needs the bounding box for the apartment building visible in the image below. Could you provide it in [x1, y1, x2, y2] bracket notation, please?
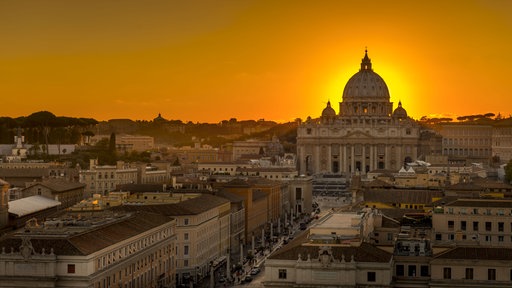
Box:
[0, 211, 177, 288]
[111, 194, 231, 287]
[264, 210, 393, 287]
[80, 160, 178, 197]
[80, 160, 138, 197]
[432, 199, 512, 246]
[493, 124, 512, 162]
[435, 123, 493, 165]
[218, 178, 268, 243]
[22, 178, 85, 209]
[430, 247, 512, 288]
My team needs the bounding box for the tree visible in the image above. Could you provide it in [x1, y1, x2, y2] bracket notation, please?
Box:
[505, 160, 512, 184]
[109, 133, 116, 152]
[25, 111, 57, 155]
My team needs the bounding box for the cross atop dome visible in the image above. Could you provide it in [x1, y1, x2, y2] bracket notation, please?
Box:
[360, 48, 372, 71]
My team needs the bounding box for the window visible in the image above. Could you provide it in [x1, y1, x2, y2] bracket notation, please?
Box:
[420, 265, 429, 277]
[499, 222, 504, 232]
[448, 221, 454, 229]
[465, 268, 473, 280]
[367, 271, 376, 282]
[488, 269, 496, 280]
[408, 265, 417, 277]
[473, 221, 479, 231]
[498, 236, 504, 242]
[443, 267, 451, 279]
[67, 264, 75, 274]
[387, 233, 393, 241]
[486, 222, 492, 231]
[184, 218, 189, 225]
[278, 269, 287, 279]
[184, 259, 188, 267]
[295, 188, 302, 200]
[435, 234, 442, 241]
[184, 245, 189, 255]
[461, 221, 466, 231]
[396, 265, 404, 276]
[184, 233, 189, 241]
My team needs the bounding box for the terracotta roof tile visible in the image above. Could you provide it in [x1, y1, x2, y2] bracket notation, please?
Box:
[434, 247, 512, 261]
[0, 211, 172, 256]
[111, 193, 229, 216]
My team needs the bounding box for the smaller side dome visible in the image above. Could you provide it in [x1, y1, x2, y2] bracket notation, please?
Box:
[392, 101, 408, 119]
[322, 101, 336, 117]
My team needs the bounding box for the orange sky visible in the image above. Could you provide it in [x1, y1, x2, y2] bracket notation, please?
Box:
[1, 0, 511, 123]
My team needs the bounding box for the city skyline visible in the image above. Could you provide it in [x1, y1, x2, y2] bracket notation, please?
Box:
[1, 0, 511, 123]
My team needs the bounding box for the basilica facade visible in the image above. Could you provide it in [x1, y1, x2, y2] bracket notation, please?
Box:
[297, 51, 420, 176]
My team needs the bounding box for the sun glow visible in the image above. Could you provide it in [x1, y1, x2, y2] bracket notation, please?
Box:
[1, 0, 511, 122]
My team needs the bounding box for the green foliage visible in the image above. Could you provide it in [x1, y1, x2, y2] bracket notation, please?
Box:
[505, 160, 512, 184]
[109, 133, 116, 152]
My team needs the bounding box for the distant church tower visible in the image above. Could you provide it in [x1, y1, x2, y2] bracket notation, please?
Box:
[0, 179, 9, 229]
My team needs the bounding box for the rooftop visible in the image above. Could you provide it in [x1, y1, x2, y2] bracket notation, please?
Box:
[268, 242, 392, 263]
[0, 211, 173, 256]
[434, 247, 512, 261]
[8, 195, 61, 217]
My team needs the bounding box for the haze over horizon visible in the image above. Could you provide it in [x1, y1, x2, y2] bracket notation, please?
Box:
[1, 0, 511, 123]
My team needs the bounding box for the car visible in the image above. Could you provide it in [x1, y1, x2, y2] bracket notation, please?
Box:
[250, 267, 261, 275]
[243, 275, 253, 282]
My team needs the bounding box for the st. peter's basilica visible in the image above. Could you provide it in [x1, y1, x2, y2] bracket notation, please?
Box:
[297, 50, 420, 175]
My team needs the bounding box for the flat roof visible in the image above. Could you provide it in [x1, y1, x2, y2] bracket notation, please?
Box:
[314, 213, 361, 230]
[9, 195, 61, 217]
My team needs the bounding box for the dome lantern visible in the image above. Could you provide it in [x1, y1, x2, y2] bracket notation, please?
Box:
[360, 49, 372, 71]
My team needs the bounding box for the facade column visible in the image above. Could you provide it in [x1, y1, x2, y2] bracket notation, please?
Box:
[314, 145, 320, 174]
[384, 145, 389, 170]
[351, 145, 355, 174]
[370, 145, 374, 171]
[342, 145, 348, 172]
[362, 145, 366, 174]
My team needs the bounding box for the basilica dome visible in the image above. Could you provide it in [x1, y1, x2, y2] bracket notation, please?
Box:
[392, 101, 408, 119]
[342, 50, 390, 101]
[321, 101, 336, 117]
[339, 50, 393, 119]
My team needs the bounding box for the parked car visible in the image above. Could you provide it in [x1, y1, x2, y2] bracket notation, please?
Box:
[243, 275, 253, 283]
[250, 267, 261, 275]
